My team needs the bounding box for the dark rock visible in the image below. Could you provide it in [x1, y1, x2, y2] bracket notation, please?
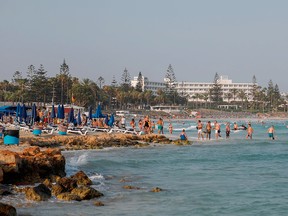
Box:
[57, 177, 77, 192]
[122, 185, 141, 190]
[151, 187, 163, 192]
[71, 170, 92, 186]
[51, 184, 64, 196]
[56, 192, 81, 201]
[94, 201, 104, 206]
[25, 183, 51, 201]
[71, 186, 103, 200]
[0, 202, 17, 216]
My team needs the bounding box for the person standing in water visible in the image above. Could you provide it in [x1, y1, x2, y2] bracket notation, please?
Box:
[267, 125, 275, 140]
[206, 121, 212, 140]
[246, 123, 254, 139]
[214, 120, 221, 139]
[168, 122, 173, 134]
[197, 120, 204, 140]
[225, 122, 231, 139]
[157, 118, 164, 134]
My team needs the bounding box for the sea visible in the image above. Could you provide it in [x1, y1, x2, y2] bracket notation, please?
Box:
[4, 118, 288, 216]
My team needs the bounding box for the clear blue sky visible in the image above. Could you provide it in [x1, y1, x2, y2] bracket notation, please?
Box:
[1, 0, 288, 91]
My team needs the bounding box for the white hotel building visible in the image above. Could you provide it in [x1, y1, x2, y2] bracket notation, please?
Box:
[131, 75, 255, 102]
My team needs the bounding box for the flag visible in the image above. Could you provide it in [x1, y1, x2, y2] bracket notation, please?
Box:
[71, 94, 76, 103]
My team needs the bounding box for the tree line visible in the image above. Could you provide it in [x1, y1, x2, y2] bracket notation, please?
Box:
[0, 62, 286, 112]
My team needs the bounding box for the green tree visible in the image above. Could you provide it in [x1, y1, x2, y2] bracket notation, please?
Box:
[121, 68, 131, 91]
[210, 72, 222, 104]
[135, 72, 143, 92]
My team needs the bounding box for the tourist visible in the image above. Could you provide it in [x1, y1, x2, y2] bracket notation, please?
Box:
[246, 123, 254, 139]
[233, 122, 238, 130]
[130, 118, 136, 129]
[143, 116, 150, 134]
[267, 125, 275, 140]
[138, 119, 143, 131]
[168, 122, 173, 134]
[157, 118, 164, 134]
[226, 122, 230, 139]
[214, 120, 221, 139]
[197, 120, 204, 140]
[206, 121, 212, 140]
[180, 129, 188, 140]
[120, 116, 126, 129]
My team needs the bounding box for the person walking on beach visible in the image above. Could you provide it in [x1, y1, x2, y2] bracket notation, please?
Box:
[206, 121, 212, 140]
[214, 120, 221, 139]
[157, 118, 164, 134]
[180, 129, 188, 140]
[226, 122, 231, 139]
[197, 120, 204, 140]
[246, 123, 254, 139]
[267, 125, 275, 140]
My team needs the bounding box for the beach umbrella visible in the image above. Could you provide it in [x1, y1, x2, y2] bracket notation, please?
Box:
[21, 104, 27, 123]
[94, 104, 104, 118]
[61, 104, 65, 119]
[51, 104, 56, 119]
[77, 110, 82, 126]
[88, 106, 93, 120]
[68, 108, 74, 123]
[108, 114, 114, 127]
[57, 104, 61, 119]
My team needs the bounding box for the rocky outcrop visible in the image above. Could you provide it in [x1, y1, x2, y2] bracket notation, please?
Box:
[70, 170, 92, 186]
[25, 133, 173, 150]
[0, 147, 65, 185]
[25, 183, 51, 201]
[0, 202, 17, 216]
[70, 186, 103, 200]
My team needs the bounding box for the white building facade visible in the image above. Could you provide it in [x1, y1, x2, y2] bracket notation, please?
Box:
[131, 75, 255, 102]
[175, 76, 255, 102]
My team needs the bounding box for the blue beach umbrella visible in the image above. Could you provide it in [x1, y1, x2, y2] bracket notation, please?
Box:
[21, 104, 27, 123]
[88, 106, 93, 120]
[108, 114, 114, 127]
[51, 104, 56, 119]
[61, 104, 65, 119]
[68, 108, 74, 123]
[94, 104, 104, 118]
[57, 104, 61, 119]
[77, 110, 82, 126]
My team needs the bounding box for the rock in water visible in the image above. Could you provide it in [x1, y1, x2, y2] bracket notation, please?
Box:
[25, 183, 51, 201]
[71, 170, 92, 186]
[0, 202, 17, 216]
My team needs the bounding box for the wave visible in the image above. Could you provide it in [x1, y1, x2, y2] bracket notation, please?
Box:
[173, 125, 196, 131]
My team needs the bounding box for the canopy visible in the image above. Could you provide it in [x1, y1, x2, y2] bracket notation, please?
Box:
[88, 106, 93, 120]
[92, 104, 105, 118]
[21, 104, 27, 123]
[77, 110, 82, 125]
[51, 104, 56, 119]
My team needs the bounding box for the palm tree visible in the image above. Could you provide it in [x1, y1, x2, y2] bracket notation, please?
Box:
[237, 90, 247, 110]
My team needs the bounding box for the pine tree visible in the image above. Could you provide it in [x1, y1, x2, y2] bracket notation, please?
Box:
[111, 75, 117, 87]
[210, 72, 223, 104]
[135, 72, 143, 92]
[121, 68, 131, 91]
[164, 64, 177, 90]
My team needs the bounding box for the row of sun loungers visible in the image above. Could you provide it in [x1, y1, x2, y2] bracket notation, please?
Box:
[1, 122, 139, 136]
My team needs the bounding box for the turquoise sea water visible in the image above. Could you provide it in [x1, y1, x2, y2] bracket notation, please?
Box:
[10, 119, 288, 215]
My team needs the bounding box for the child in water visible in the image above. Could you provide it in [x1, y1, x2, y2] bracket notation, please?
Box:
[180, 129, 188, 140]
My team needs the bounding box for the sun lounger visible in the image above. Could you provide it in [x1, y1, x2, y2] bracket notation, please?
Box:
[67, 129, 88, 136]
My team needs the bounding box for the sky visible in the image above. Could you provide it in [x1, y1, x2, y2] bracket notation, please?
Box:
[1, 0, 288, 91]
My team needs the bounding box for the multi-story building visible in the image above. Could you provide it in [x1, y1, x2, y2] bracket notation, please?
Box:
[131, 74, 256, 102]
[131, 76, 166, 95]
[175, 75, 255, 102]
